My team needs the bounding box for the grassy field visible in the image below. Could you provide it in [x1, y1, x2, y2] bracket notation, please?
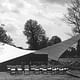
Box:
[0, 72, 79, 80]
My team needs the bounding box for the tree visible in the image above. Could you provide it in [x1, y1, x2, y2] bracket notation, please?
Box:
[23, 19, 62, 50]
[65, 0, 80, 56]
[48, 36, 61, 46]
[23, 19, 48, 50]
[65, 0, 80, 33]
[0, 26, 13, 44]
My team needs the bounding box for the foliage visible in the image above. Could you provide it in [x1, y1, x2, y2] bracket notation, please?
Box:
[0, 26, 13, 44]
[23, 19, 62, 50]
[23, 19, 48, 50]
[48, 36, 61, 46]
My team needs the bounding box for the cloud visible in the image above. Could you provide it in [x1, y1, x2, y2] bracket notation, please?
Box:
[40, 0, 67, 5]
[0, 0, 71, 47]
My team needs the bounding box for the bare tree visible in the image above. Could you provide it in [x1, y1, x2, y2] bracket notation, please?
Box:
[65, 0, 80, 33]
[65, 0, 80, 56]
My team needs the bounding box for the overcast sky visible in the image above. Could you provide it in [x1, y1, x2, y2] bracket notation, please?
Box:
[0, 0, 72, 48]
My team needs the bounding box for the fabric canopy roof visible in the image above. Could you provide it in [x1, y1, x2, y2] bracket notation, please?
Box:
[0, 34, 80, 63]
[0, 43, 35, 63]
[37, 34, 80, 60]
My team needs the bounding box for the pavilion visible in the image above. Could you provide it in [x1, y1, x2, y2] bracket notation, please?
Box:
[0, 34, 80, 71]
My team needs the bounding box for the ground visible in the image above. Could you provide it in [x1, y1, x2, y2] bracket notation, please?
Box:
[0, 72, 79, 80]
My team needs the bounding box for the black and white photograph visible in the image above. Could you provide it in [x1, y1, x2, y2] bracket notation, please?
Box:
[0, 0, 80, 80]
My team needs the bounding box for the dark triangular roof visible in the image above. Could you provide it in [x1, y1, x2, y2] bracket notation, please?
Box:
[37, 34, 80, 60]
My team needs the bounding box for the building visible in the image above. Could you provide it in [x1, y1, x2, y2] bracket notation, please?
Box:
[0, 43, 48, 72]
[0, 33, 80, 72]
[0, 53, 48, 72]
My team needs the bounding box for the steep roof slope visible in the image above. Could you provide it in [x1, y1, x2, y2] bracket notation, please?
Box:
[0, 43, 35, 63]
[0, 34, 80, 63]
[37, 34, 80, 60]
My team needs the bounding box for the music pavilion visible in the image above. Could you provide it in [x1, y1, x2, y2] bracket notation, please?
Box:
[0, 34, 80, 72]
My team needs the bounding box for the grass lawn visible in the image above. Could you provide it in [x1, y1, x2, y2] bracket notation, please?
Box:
[0, 72, 79, 80]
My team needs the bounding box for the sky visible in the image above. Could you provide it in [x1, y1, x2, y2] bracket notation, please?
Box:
[0, 0, 72, 48]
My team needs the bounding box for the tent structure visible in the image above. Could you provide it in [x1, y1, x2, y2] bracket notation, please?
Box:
[0, 43, 35, 63]
[0, 34, 80, 64]
[37, 34, 80, 61]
